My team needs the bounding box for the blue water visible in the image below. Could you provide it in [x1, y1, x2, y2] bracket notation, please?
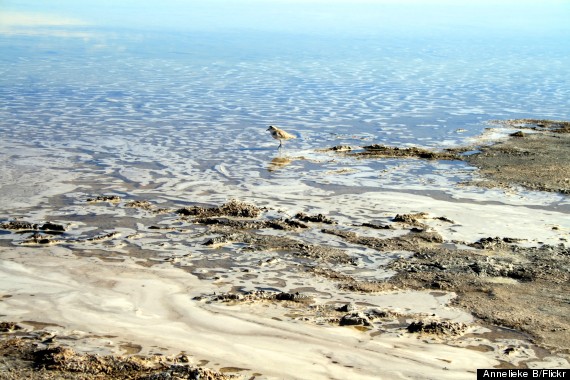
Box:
[1, 1, 570, 203]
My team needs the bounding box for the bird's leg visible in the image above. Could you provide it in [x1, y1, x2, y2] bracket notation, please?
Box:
[279, 140, 283, 148]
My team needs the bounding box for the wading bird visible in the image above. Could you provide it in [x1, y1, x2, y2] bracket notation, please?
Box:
[267, 125, 296, 148]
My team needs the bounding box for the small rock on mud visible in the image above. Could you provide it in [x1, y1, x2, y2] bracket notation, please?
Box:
[294, 212, 337, 224]
[406, 319, 467, 336]
[339, 312, 372, 327]
[86, 195, 121, 203]
[177, 199, 261, 218]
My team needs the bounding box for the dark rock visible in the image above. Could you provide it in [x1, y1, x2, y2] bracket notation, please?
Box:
[203, 237, 223, 246]
[336, 303, 356, 313]
[194, 217, 307, 231]
[361, 222, 392, 229]
[469, 236, 522, 250]
[365, 309, 392, 319]
[339, 312, 372, 326]
[356, 145, 459, 160]
[393, 212, 428, 224]
[125, 200, 153, 209]
[275, 292, 300, 301]
[0, 322, 22, 332]
[1, 221, 65, 233]
[33, 347, 76, 370]
[294, 212, 336, 224]
[177, 200, 261, 218]
[177, 206, 209, 217]
[39, 222, 66, 232]
[406, 320, 466, 336]
[0, 221, 38, 230]
[265, 219, 308, 230]
[280, 218, 309, 229]
[22, 233, 58, 245]
[328, 145, 352, 151]
[214, 293, 244, 302]
[86, 195, 121, 203]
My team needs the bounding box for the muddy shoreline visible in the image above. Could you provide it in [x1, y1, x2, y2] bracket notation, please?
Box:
[1, 119, 569, 378]
[328, 119, 570, 195]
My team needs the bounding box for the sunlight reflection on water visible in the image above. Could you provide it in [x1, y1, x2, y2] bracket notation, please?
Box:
[1, 1, 569, 207]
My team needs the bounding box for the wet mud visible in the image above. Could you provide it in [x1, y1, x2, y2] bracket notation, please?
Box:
[323, 227, 570, 351]
[0, 119, 569, 377]
[461, 120, 570, 194]
[3, 194, 566, 354]
[328, 119, 570, 194]
[0, 333, 233, 380]
[343, 144, 460, 161]
[176, 199, 262, 218]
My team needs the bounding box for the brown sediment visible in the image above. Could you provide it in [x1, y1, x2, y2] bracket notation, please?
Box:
[461, 130, 570, 194]
[176, 199, 262, 218]
[193, 290, 313, 304]
[0, 336, 234, 380]
[125, 200, 173, 214]
[18, 230, 120, 246]
[86, 195, 121, 204]
[3, 193, 567, 353]
[406, 319, 467, 337]
[176, 197, 569, 352]
[1, 191, 567, 356]
[195, 216, 308, 230]
[326, 119, 570, 194]
[490, 119, 570, 133]
[327, 144, 459, 160]
[360, 144, 460, 160]
[0, 221, 66, 232]
[317, 225, 570, 353]
[325, 144, 460, 160]
[294, 212, 337, 224]
[202, 229, 356, 265]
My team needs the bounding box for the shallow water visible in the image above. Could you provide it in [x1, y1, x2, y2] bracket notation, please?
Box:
[1, 2, 570, 210]
[1, 0, 569, 277]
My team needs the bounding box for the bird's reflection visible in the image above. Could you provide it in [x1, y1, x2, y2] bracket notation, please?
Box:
[267, 155, 293, 172]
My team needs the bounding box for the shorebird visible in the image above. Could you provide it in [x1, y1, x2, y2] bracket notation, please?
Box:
[267, 125, 296, 148]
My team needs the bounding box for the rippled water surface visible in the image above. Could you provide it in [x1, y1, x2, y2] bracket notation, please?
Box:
[1, 1, 570, 205]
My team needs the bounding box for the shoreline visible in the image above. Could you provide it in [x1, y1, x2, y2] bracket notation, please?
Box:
[0, 120, 569, 379]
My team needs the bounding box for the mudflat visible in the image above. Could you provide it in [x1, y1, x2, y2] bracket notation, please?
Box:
[0, 120, 569, 379]
[462, 119, 570, 194]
